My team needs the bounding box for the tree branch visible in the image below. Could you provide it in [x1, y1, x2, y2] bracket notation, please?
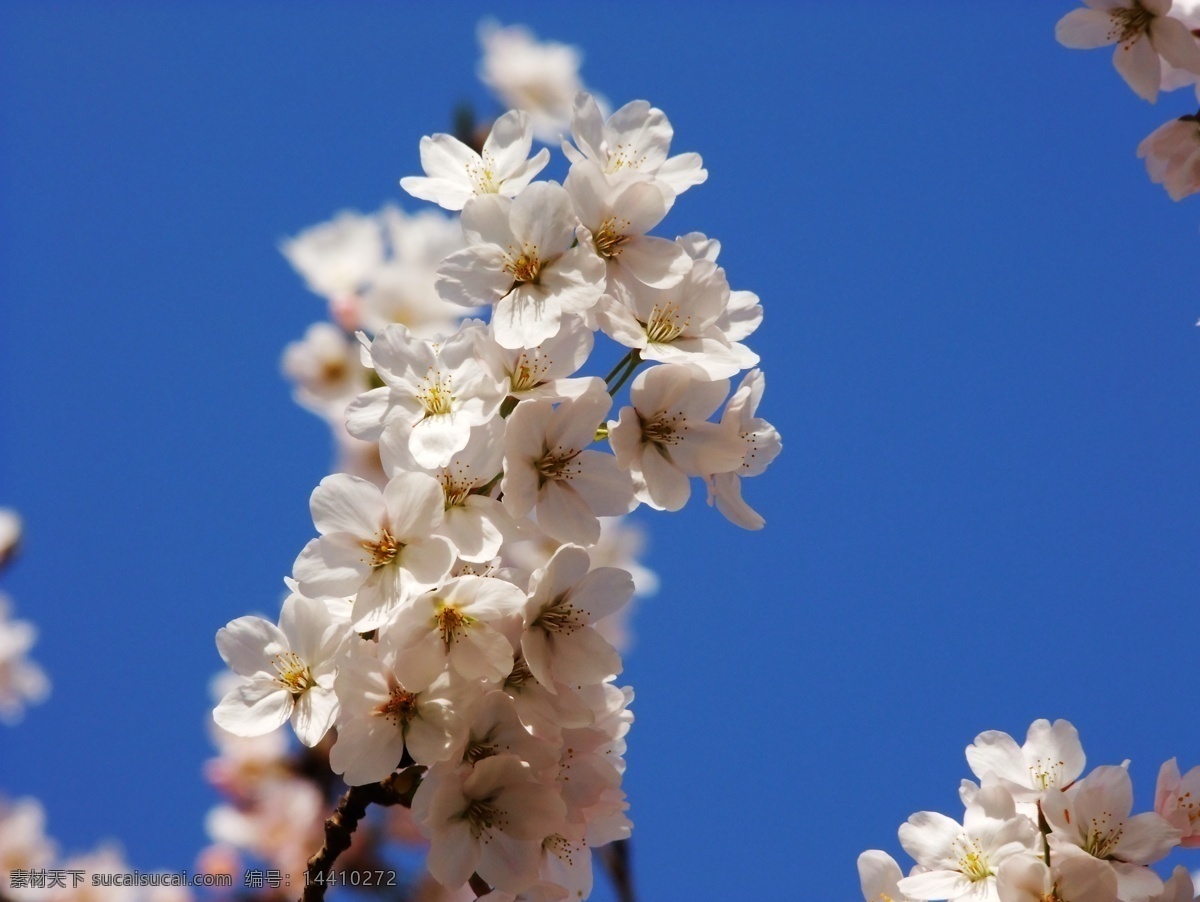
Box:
[598, 839, 637, 902]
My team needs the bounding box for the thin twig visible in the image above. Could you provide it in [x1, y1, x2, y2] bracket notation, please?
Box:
[468, 874, 491, 897]
[598, 839, 637, 902]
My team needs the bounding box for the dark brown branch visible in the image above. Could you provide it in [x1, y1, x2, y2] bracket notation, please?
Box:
[300, 767, 423, 902]
[598, 839, 637, 902]
[468, 874, 491, 897]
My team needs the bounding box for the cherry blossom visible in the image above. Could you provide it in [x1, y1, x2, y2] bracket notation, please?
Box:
[1138, 114, 1200, 199]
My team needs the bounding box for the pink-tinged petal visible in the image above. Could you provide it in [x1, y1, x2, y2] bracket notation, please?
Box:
[569, 92, 606, 163]
[213, 680, 292, 737]
[511, 182, 576, 254]
[615, 179, 671, 235]
[311, 473, 385, 538]
[477, 832, 541, 893]
[437, 245, 513, 308]
[858, 850, 905, 902]
[898, 810, 963, 865]
[330, 717, 406, 786]
[400, 175, 474, 212]
[1114, 34, 1163, 102]
[640, 445, 691, 511]
[493, 285, 563, 350]
[620, 236, 692, 289]
[537, 479, 601, 546]
[426, 819, 480, 890]
[656, 152, 708, 194]
[540, 245, 606, 315]
[291, 686, 339, 747]
[1115, 811, 1183, 863]
[405, 704, 459, 764]
[451, 625, 514, 682]
[419, 132, 480, 181]
[563, 160, 610, 228]
[484, 109, 535, 175]
[1056, 8, 1121, 48]
[570, 450, 637, 516]
[293, 534, 369, 599]
[897, 869, 973, 899]
[345, 386, 404, 441]
[709, 471, 765, 530]
[569, 567, 635, 622]
[553, 628, 623, 686]
[216, 616, 287, 676]
[1151, 15, 1200, 73]
[401, 536, 457, 587]
[461, 193, 515, 247]
[607, 99, 672, 172]
[384, 472, 446, 537]
[966, 729, 1027, 785]
[520, 628, 555, 693]
[1053, 848, 1119, 902]
[1110, 860, 1164, 901]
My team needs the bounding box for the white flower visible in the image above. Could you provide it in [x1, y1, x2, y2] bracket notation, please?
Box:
[502, 381, 637, 546]
[481, 314, 595, 403]
[436, 184, 605, 349]
[385, 575, 526, 685]
[281, 321, 369, 415]
[564, 160, 691, 289]
[1155, 757, 1200, 847]
[346, 322, 505, 469]
[596, 238, 758, 379]
[965, 718, 1087, 803]
[1138, 115, 1200, 200]
[380, 419, 515, 564]
[898, 791, 1040, 902]
[457, 690, 560, 774]
[563, 92, 707, 195]
[281, 209, 384, 300]
[477, 21, 587, 143]
[1148, 866, 1198, 902]
[1056, 0, 1200, 102]
[704, 368, 781, 530]
[401, 110, 551, 212]
[213, 592, 345, 747]
[521, 545, 633, 692]
[1043, 764, 1183, 902]
[609, 364, 746, 512]
[292, 472, 457, 630]
[0, 795, 56, 891]
[414, 754, 567, 894]
[329, 639, 467, 782]
[857, 850, 916, 902]
[0, 594, 49, 724]
[995, 845, 1118, 902]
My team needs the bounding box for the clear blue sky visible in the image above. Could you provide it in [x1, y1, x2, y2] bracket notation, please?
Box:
[2, 2, 1199, 899]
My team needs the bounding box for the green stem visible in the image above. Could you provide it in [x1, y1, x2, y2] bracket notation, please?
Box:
[607, 352, 642, 396]
[604, 350, 637, 384]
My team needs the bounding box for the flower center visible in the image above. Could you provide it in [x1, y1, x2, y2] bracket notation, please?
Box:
[535, 448, 581, 484]
[1028, 757, 1066, 791]
[435, 604, 472, 647]
[594, 218, 630, 258]
[1110, 5, 1154, 43]
[640, 412, 681, 446]
[271, 652, 313, 695]
[417, 374, 454, 417]
[605, 141, 647, 174]
[952, 837, 993, 883]
[465, 151, 500, 195]
[363, 529, 401, 567]
[643, 303, 688, 344]
[505, 246, 542, 284]
[533, 597, 584, 635]
[465, 799, 507, 838]
[374, 686, 419, 726]
[1083, 816, 1123, 860]
[504, 656, 535, 690]
[511, 353, 551, 392]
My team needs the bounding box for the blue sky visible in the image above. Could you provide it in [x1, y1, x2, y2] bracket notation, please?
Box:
[2, 2, 1199, 899]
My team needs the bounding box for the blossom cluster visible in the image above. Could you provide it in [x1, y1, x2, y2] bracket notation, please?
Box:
[859, 719, 1199, 902]
[0, 508, 49, 724]
[212, 25, 780, 896]
[1056, 0, 1200, 201]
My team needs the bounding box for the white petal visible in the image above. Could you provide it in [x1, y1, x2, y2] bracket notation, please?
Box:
[213, 680, 292, 737]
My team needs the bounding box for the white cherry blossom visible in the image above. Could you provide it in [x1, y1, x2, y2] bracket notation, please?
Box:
[1056, 0, 1200, 102]
[564, 160, 691, 289]
[1155, 757, 1200, 847]
[282, 321, 369, 416]
[414, 754, 567, 894]
[481, 314, 595, 403]
[402, 110, 551, 211]
[609, 364, 745, 512]
[293, 472, 456, 630]
[995, 845, 1118, 902]
[436, 183, 605, 349]
[1043, 764, 1183, 901]
[563, 92, 707, 195]
[477, 21, 587, 143]
[0, 594, 49, 724]
[281, 209, 384, 301]
[966, 718, 1087, 804]
[1138, 114, 1200, 199]
[705, 368, 781, 530]
[502, 380, 636, 546]
[213, 592, 345, 746]
[857, 850, 916, 902]
[346, 322, 505, 469]
[521, 545, 633, 692]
